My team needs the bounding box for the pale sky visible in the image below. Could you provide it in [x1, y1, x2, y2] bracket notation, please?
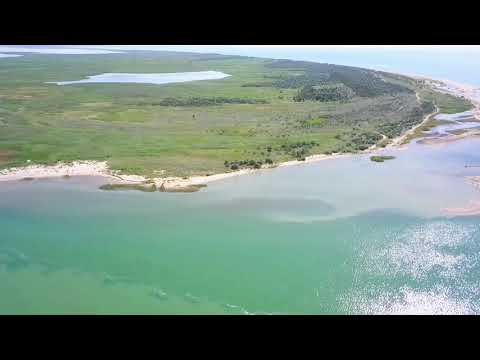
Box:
[77, 45, 480, 53]
[1, 45, 480, 55]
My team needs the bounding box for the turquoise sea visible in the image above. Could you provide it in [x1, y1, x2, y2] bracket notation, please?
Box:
[1, 46, 480, 314]
[1, 132, 480, 314]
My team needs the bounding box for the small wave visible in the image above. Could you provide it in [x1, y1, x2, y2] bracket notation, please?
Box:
[222, 303, 273, 315]
[150, 288, 168, 301]
[102, 273, 132, 286]
[0, 248, 30, 270]
[184, 293, 201, 304]
[222, 303, 249, 314]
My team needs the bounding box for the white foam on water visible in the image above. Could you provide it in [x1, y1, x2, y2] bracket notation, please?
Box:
[222, 302, 274, 315]
[184, 293, 202, 304]
[151, 288, 168, 300]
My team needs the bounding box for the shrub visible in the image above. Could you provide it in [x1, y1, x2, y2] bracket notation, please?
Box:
[158, 97, 268, 106]
[294, 83, 355, 102]
[370, 155, 395, 162]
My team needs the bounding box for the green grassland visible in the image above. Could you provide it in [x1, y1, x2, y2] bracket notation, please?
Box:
[0, 51, 472, 177]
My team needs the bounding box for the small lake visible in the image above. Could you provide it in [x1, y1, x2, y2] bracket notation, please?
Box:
[48, 71, 231, 85]
[0, 54, 22, 58]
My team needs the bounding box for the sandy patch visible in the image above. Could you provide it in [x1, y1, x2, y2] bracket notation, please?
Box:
[441, 177, 480, 217]
[442, 201, 480, 217]
[0, 150, 13, 165]
[0, 161, 112, 182]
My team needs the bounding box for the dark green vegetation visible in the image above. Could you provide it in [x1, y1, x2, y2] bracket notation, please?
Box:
[0, 51, 471, 177]
[99, 183, 157, 192]
[157, 97, 268, 106]
[99, 182, 207, 192]
[267, 60, 412, 96]
[225, 159, 265, 170]
[370, 155, 396, 162]
[293, 83, 354, 102]
[376, 101, 436, 139]
[160, 184, 207, 193]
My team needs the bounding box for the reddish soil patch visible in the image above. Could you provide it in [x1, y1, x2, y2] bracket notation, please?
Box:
[0, 150, 14, 165]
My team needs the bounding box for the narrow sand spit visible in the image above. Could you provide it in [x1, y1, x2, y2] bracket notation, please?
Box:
[467, 176, 480, 190]
[418, 129, 480, 146]
[441, 177, 480, 217]
[442, 201, 480, 217]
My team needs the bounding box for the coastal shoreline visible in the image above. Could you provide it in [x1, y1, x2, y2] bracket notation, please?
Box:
[1, 73, 480, 192]
[0, 153, 354, 190]
[442, 177, 480, 217]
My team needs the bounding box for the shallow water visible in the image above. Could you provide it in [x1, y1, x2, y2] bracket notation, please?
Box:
[48, 71, 231, 86]
[436, 110, 476, 122]
[1, 117, 480, 314]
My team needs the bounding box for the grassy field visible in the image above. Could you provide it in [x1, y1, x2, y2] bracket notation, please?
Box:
[0, 51, 472, 177]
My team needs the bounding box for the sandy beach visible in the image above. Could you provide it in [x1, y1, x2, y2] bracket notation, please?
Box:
[0, 161, 112, 181]
[1, 73, 480, 193]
